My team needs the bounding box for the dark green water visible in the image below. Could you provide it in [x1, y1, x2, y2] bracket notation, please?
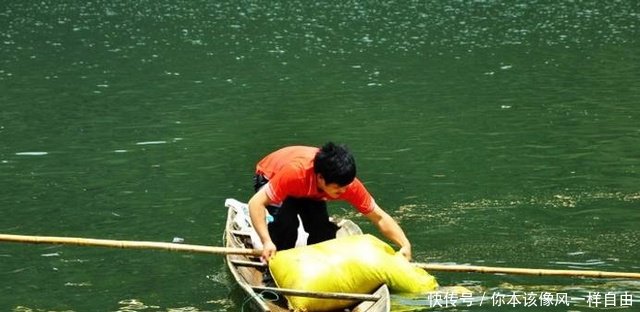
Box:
[1, 0, 638, 311]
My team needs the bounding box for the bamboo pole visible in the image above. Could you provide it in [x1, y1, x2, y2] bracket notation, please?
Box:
[0, 234, 261, 256]
[414, 263, 640, 279]
[4, 233, 639, 280]
[252, 286, 380, 301]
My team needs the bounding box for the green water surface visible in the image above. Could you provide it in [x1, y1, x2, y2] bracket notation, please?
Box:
[1, 1, 638, 311]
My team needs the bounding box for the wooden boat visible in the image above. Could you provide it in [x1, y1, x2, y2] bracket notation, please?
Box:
[224, 198, 390, 312]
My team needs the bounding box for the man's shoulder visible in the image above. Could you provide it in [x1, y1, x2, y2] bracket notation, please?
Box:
[278, 146, 317, 168]
[276, 145, 319, 155]
[278, 161, 314, 180]
[258, 145, 318, 177]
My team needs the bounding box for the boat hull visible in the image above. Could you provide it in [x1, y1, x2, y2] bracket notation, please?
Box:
[223, 198, 390, 312]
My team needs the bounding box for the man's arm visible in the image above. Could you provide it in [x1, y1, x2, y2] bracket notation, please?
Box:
[248, 188, 277, 262]
[363, 203, 412, 260]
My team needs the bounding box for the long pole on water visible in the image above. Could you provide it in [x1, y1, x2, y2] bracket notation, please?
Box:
[413, 262, 640, 279]
[0, 233, 261, 256]
[2, 233, 639, 279]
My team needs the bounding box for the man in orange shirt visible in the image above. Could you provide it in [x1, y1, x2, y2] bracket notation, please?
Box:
[248, 142, 412, 262]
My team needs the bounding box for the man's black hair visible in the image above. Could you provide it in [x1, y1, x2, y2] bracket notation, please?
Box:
[314, 142, 356, 186]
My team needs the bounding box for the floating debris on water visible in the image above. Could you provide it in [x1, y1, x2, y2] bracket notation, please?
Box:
[136, 141, 167, 145]
[118, 299, 160, 310]
[65, 282, 92, 287]
[41, 252, 60, 257]
[567, 251, 586, 256]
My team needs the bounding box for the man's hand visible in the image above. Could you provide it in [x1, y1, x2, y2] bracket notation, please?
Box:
[261, 241, 277, 263]
[399, 245, 412, 261]
[249, 189, 277, 262]
[364, 204, 413, 262]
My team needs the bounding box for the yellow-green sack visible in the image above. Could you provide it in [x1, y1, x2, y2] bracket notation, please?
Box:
[268, 234, 439, 311]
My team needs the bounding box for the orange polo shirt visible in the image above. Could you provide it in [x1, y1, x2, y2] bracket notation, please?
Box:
[256, 146, 375, 214]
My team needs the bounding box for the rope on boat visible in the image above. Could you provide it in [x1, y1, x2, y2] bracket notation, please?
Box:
[241, 289, 280, 312]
